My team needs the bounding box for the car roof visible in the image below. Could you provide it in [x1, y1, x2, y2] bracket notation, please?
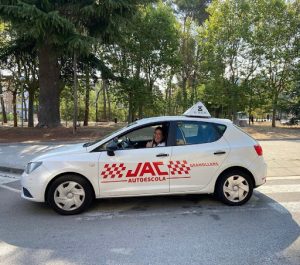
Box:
[133, 116, 232, 126]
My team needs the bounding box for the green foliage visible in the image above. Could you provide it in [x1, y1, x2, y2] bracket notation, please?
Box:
[0, 0, 299, 126]
[102, 1, 180, 121]
[196, 0, 300, 123]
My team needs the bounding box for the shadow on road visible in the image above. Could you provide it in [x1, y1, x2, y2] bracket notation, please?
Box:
[0, 188, 299, 265]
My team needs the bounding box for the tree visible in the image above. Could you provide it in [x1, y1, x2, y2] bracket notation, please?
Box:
[196, 0, 299, 124]
[0, 0, 153, 127]
[251, 0, 300, 127]
[199, 0, 260, 119]
[103, 2, 180, 121]
[175, 0, 211, 24]
[0, 22, 7, 124]
[0, 25, 39, 127]
[172, 0, 210, 112]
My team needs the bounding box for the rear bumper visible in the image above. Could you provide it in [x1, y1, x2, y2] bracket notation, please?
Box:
[250, 158, 267, 187]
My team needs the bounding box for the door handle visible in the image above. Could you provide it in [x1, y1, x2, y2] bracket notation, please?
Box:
[214, 151, 226, 155]
[156, 153, 169, 157]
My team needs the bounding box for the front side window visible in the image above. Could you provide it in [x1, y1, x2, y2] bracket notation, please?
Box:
[175, 121, 225, 146]
[99, 122, 169, 151]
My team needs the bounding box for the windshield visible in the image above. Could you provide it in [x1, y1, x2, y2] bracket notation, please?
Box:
[83, 121, 138, 147]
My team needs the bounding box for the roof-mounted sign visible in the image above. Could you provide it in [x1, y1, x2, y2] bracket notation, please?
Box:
[183, 101, 211, 118]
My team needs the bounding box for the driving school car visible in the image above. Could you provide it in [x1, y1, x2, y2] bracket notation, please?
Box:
[21, 102, 267, 215]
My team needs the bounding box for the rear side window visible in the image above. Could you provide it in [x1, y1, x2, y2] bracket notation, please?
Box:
[175, 121, 226, 146]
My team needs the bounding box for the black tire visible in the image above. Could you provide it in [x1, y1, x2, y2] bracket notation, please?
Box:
[47, 174, 94, 215]
[215, 170, 253, 206]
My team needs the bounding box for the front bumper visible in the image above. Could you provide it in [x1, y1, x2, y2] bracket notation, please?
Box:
[21, 165, 51, 202]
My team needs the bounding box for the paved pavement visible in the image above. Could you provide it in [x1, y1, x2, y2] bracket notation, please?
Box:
[0, 140, 299, 265]
[1, 140, 300, 176]
[261, 140, 300, 176]
[0, 142, 76, 171]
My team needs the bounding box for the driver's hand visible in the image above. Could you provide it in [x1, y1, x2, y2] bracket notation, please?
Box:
[146, 141, 153, 148]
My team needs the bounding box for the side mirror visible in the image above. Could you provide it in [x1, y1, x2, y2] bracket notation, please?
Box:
[107, 145, 117, 156]
[107, 149, 115, 156]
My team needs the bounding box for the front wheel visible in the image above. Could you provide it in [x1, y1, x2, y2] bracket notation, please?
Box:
[47, 175, 94, 215]
[215, 170, 253, 206]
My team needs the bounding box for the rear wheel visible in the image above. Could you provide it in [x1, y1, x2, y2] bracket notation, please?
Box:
[216, 170, 253, 206]
[47, 174, 94, 215]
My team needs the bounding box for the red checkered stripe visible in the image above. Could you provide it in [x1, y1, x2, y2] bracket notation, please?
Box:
[168, 160, 191, 175]
[101, 163, 126, 179]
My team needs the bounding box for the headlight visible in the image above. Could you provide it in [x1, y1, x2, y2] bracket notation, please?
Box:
[25, 162, 43, 174]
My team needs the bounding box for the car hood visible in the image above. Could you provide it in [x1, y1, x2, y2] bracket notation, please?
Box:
[31, 143, 87, 162]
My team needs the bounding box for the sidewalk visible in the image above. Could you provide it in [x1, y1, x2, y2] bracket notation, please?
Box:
[0, 140, 300, 177]
[0, 141, 80, 171]
[260, 140, 300, 177]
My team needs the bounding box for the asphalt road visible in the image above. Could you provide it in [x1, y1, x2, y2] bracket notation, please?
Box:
[0, 140, 300, 265]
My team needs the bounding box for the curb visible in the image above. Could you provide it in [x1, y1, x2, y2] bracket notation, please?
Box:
[0, 166, 23, 174]
[257, 138, 300, 141]
[0, 141, 79, 146]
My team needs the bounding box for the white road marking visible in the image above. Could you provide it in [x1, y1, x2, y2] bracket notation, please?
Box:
[110, 248, 133, 255]
[257, 184, 300, 193]
[269, 202, 300, 214]
[0, 172, 21, 185]
[267, 176, 300, 180]
[0, 177, 18, 185]
[0, 184, 21, 193]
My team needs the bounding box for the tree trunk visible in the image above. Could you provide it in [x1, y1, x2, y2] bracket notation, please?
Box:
[0, 84, 7, 123]
[102, 79, 107, 121]
[73, 53, 78, 134]
[138, 103, 143, 119]
[248, 88, 253, 126]
[37, 43, 61, 128]
[95, 89, 101, 123]
[167, 74, 173, 115]
[0, 96, 7, 123]
[12, 90, 17, 127]
[83, 67, 90, 126]
[128, 92, 134, 123]
[272, 92, 278, 128]
[182, 77, 188, 111]
[64, 99, 68, 127]
[23, 92, 28, 122]
[190, 71, 197, 104]
[28, 89, 34, 127]
[95, 100, 98, 122]
[107, 84, 111, 121]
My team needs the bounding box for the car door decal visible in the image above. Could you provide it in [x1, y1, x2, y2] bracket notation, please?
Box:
[100, 161, 168, 184]
[101, 163, 127, 179]
[168, 160, 191, 175]
[100, 160, 219, 184]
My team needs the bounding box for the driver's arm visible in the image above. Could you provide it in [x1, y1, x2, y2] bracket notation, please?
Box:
[146, 141, 153, 148]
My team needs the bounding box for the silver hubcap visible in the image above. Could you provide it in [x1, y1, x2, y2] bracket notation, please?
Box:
[223, 175, 249, 203]
[54, 181, 85, 211]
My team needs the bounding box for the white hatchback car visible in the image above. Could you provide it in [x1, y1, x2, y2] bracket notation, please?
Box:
[21, 103, 267, 215]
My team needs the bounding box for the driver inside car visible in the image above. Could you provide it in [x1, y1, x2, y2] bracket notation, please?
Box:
[146, 126, 166, 148]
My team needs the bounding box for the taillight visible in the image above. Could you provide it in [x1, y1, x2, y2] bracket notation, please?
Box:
[254, 145, 263, 156]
